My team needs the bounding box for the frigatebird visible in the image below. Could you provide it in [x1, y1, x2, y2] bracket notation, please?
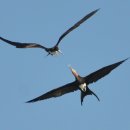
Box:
[26, 58, 128, 105]
[0, 9, 99, 56]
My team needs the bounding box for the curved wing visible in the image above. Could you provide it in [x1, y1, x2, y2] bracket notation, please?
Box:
[26, 81, 78, 103]
[56, 8, 100, 46]
[85, 58, 128, 84]
[0, 36, 47, 50]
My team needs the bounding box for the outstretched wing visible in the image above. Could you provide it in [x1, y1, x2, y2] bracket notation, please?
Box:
[85, 58, 128, 84]
[56, 8, 100, 46]
[0, 36, 47, 50]
[26, 81, 78, 103]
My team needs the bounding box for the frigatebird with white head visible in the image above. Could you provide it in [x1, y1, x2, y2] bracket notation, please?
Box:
[26, 58, 128, 105]
[0, 9, 99, 56]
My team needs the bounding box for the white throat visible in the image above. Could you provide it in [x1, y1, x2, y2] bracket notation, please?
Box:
[79, 83, 86, 92]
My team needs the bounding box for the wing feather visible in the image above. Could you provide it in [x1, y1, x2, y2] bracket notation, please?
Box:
[26, 81, 78, 103]
[85, 58, 128, 84]
[56, 9, 100, 46]
[0, 36, 47, 50]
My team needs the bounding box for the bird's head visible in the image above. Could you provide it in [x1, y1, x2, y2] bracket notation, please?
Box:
[55, 46, 63, 55]
[68, 65, 81, 81]
[47, 46, 63, 56]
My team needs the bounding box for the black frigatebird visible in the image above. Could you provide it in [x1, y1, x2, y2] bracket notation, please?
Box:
[0, 9, 99, 56]
[26, 58, 128, 105]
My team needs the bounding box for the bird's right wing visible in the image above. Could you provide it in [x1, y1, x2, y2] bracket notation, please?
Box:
[26, 81, 78, 103]
[0, 36, 47, 50]
[56, 8, 100, 46]
[85, 58, 128, 84]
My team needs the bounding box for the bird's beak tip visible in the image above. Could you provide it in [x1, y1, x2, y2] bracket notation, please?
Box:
[69, 66, 79, 78]
[58, 50, 63, 55]
[68, 65, 74, 72]
[68, 64, 72, 69]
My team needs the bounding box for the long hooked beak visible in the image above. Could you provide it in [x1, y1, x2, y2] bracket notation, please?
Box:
[68, 65, 79, 80]
[58, 49, 63, 55]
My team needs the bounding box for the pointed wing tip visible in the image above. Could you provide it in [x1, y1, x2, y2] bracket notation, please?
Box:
[93, 8, 100, 14]
[25, 100, 34, 103]
[25, 99, 38, 103]
[95, 8, 100, 12]
[120, 57, 129, 64]
[113, 57, 129, 67]
[88, 8, 100, 18]
[124, 57, 129, 61]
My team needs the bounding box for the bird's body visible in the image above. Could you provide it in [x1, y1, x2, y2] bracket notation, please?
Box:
[26, 58, 128, 105]
[0, 9, 99, 56]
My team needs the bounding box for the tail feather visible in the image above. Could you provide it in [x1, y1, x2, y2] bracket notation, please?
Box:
[80, 88, 100, 105]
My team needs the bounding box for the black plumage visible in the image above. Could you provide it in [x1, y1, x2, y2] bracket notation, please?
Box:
[0, 9, 99, 56]
[26, 58, 128, 105]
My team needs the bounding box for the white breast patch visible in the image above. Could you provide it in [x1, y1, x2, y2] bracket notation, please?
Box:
[50, 51, 59, 56]
[79, 83, 86, 92]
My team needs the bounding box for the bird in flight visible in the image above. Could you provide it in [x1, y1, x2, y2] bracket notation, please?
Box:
[0, 9, 99, 56]
[26, 58, 128, 105]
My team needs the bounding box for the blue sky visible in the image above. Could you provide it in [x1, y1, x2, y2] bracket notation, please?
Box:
[0, 0, 130, 130]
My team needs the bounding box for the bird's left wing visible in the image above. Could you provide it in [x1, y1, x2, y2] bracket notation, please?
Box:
[85, 58, 128, 84]
[56, 8, 100, 46]
[0, 36, 47, 50]
[26, 81, 78, 103]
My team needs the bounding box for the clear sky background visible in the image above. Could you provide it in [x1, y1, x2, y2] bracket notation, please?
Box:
[0, 0, 130, 130]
